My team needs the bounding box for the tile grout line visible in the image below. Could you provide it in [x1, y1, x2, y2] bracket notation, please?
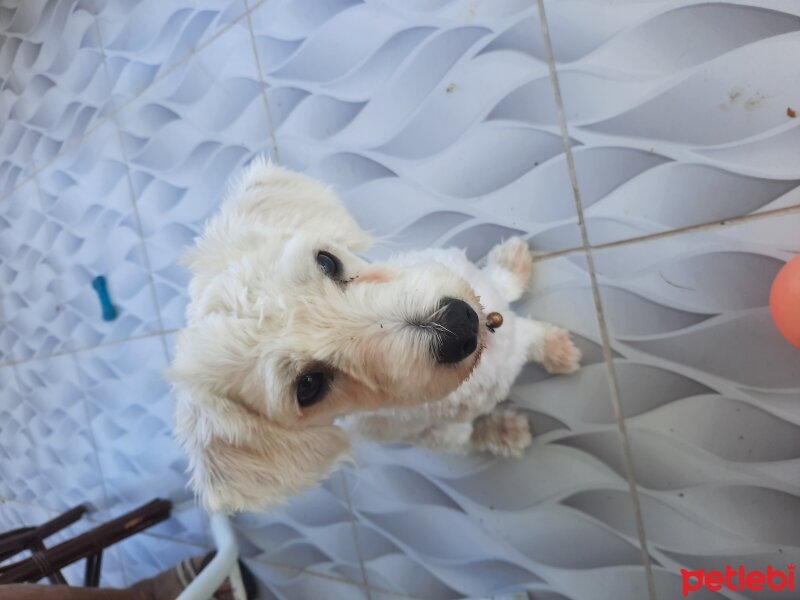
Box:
[241, 2, 378, 581]
[9, 350, 126, 584]
[247, 557, 422, 599]
[0, 6, 254, 206]
[243, 0, 282, 163]
[0, 6, 266, 364]
[240, 1, 380, 585]
[109, 117, 172, 363]
[530, 202, 800, 264]
[26, 52, 132, 580]
[2, 197, 793, 358]
[588, 203, 800, 252]
[533, 2, 658, 599]
[4, 197, 799, 369]
[0, 328, 182, 369]
[91, 18, 170, 363]
[240, 3, 376, 593]
[10, 4, 379, 591]
[64, 350, 128, 586]
[337, 471, 373, 600]
[0, 4, 278, 365]
[89, 5, 255, 127]
[15, 159, 156, 566]
[11, 156, 795, 258]
[14, 165, 796, 248]
[0, 495, 62, 517]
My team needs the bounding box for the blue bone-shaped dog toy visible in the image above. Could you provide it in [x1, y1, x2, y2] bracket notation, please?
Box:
[92, 275, 118, 321]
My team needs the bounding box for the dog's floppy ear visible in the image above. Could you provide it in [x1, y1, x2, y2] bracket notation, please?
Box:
[169, 318, 350, 513]
[173, 386, 350, 513]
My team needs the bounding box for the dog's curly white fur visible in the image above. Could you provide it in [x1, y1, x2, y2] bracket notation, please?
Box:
[170, 158, 581, 513]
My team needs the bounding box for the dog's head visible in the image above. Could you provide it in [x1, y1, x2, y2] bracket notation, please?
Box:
[170, 158, 485, 512]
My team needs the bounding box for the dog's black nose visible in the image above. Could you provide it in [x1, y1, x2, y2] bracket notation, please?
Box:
[433, 298, 479, 364]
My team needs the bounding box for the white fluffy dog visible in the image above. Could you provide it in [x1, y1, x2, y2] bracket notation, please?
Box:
[170, 159, 581, 513]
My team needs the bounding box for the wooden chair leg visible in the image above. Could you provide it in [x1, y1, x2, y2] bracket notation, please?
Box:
[29, 538, 67, 585]
[0, 499, 172, 585]
[0, 506, 87, 563]
[84, 551, 102, 587]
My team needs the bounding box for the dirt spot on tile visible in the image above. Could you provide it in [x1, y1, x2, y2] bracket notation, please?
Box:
[744, 92, 770, 110]
[720, 87, 746, 111]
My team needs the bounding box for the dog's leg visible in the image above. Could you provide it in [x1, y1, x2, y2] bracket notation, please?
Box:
[483, 237, 533, 302]
[518, 317, 581, 374]
[469, 409, 532, 457]
[411, 409, 532, 457]
[411, 421, 475, 454]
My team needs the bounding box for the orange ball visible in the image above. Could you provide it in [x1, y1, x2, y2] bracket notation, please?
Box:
[770, 255, 800, 348]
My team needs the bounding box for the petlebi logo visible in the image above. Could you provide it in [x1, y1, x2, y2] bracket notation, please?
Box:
[681, 564, 796, 596]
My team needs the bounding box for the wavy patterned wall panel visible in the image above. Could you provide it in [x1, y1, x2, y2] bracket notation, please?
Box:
[114, 18, 275, 329]
[93, 0, 245, 109]
[589, 215, 800, 598]
[1, 0, 800, 598]
[242, 559, 390, 600]
[250, 0, 585, 258]
[0, 121, 160, 361]
[0, 354, 106, 512]
[0, 339, 210, 588]
[551, 0, 800, 245]
[75, 334, 212, 547]
[232, 472, 366, 584]
[337, 256, 661, 599]
[0, 0, 111, 189]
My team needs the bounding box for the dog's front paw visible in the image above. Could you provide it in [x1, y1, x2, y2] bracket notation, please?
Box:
[543, 328, 581, 374]
[470, 410, 532, 458]
[488, 237, 533, 283]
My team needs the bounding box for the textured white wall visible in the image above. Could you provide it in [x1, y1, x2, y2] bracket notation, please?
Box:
[1, 1, 799, 599]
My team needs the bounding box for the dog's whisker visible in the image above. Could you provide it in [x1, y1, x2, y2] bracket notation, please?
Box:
[415, 322, 455, 337]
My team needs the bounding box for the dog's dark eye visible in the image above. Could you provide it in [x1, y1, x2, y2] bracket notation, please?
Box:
[316, 251, 341, 278]
[296, 372, 329, 408]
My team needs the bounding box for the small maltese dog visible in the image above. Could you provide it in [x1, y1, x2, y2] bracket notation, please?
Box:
[170, 158, 581, 513]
